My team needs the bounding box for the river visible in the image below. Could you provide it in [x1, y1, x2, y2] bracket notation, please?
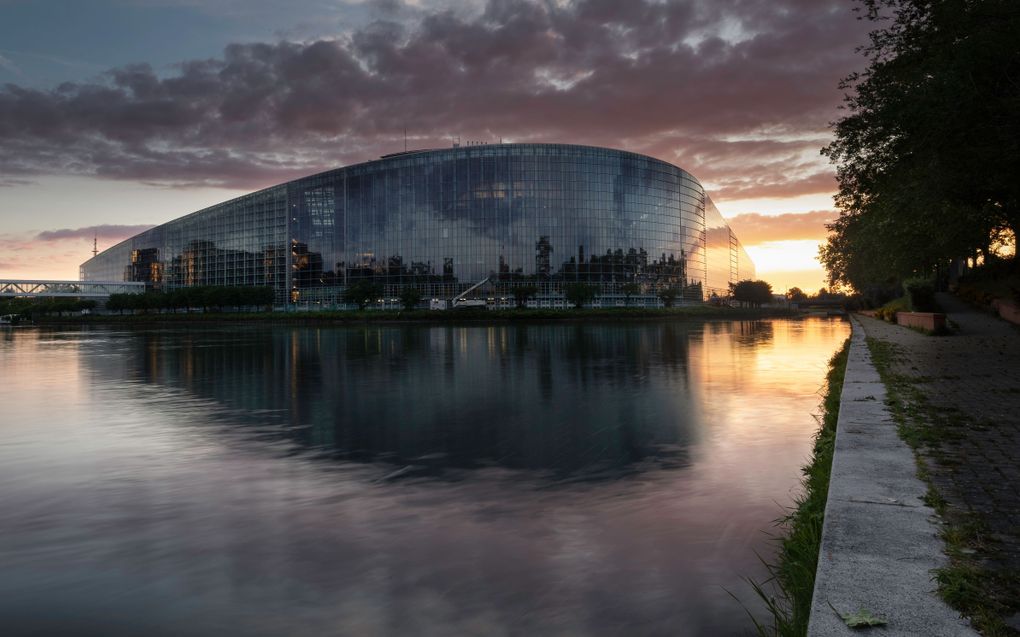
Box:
[0, 318, 848, 636]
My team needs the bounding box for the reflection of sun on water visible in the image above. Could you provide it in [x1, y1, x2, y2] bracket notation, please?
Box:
[688, 318, 850, 501]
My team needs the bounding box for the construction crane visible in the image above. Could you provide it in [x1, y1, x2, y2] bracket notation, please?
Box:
[436, 276, 490, 310]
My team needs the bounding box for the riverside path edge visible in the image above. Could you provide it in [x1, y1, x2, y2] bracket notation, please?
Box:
[806, 316, 976, 636]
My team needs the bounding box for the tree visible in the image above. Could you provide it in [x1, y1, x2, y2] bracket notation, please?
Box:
[398, 286, 422, 311]
[729, 280, 773, 308]
[512, 285, 538, 309]
[821, 0, 1020, 291]
[200, 286, 223, 312]
[657, 286, 680, 308]
[251, 286, 275, 310]
[106, 293, 128, 315]
[221, 286, 244, 312]
[563, 282, 597, 309]
[343, 280, 384, 310]
[143, 290, 167, 313]
[787, 287, 808, 303]
[621, 282, 641, 306]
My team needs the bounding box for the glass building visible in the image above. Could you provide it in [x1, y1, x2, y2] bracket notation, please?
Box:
[80, 144, 754, 306]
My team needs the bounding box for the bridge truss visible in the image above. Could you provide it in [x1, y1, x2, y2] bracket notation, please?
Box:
[0, 280, 146, 298]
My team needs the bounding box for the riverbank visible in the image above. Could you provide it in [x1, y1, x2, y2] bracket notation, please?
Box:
[32, 305, 806, 325]
[806, 316, 975, 636]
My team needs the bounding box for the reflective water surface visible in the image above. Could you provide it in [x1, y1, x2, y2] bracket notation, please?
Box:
[0, 319, 848, 636]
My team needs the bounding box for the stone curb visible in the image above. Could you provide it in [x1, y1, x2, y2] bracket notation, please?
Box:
[806, 316, 976, 636]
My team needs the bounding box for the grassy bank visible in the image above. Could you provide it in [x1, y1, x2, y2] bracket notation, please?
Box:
[749, 338, 849, 636]
[34, 305, 805, 325]
[867, 338, 1019, 636]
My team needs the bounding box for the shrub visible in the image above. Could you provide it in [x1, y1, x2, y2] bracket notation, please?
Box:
[563, 282, 598, 309]
[876, 296, 909, 322]
[902, 278, 938, 312]
[621, 282, 642, 305]
[398, 286, 422, 311]
[512, 285, 538, 309]
[657, 286, 681, 308]
[342, 280, 384, 310]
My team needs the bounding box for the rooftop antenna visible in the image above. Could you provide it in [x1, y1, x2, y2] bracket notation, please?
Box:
[92, 234, 98, 258]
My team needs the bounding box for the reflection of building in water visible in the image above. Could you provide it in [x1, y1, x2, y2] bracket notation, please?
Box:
[81, 144, 753, 304]
[117, 325, 698, 476]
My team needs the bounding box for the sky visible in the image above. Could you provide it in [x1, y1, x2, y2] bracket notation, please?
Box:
[0, 0, 871, 292]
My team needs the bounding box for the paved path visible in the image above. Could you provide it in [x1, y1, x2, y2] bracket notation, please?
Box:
[856, 294, 1020, 631]
[808, 316, 976, 636]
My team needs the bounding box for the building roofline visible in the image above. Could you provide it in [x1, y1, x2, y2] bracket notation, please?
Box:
[81, 143, 701, 267]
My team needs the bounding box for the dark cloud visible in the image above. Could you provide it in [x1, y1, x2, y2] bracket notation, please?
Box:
[36, 224, 156, 241]
[726, 210, 834, 245]
[0, 0, 868, 196]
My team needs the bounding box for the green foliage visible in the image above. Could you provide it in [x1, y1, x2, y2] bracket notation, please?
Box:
[342, 280, 384, 310]
[563, 282, 598, 309]
[105, 293, 130, 314]
[875, 296, 909, 322]
[104, 286, 274, 314]
[821, 0, 1020, 291]
[0, 296, 99, 317]
[902, 278, 937, 312]
[621, 282, 642, 305]
[955, 261, 1020, 307]
[657, 286, 681, 308]
[511, 285, 539, 309]
[27, 304, 802, 325]
[787, 287, 808, 303]
[397, 286, 422, 311]
[729, 279, 773, 308]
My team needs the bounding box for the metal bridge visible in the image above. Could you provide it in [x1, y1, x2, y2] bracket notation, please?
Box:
[0, 280, 146, 298]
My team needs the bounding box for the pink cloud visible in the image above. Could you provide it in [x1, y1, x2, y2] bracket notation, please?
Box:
[0, 0, 869, 200]
[0, 225, 154, 279]
[36, 224, 156, 241]
[727, 210, 835, 245]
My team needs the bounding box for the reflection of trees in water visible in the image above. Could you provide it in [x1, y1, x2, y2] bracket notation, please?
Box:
[121, 325, 700, 478]
[733, 320, 775, 346]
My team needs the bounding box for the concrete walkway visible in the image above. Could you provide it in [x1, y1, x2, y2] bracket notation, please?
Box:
[854, 294, 1020, 631]
[807, 316, 976, 636]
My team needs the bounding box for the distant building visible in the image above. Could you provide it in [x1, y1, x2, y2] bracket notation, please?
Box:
[81, 144, 754, 305]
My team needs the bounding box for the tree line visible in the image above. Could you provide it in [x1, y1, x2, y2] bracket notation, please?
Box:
[727, 280, 774, 308]
[820, 0, 1019, 295]
[106, 286, 274, 313]
[0, 297, 97, 317]
[4, 280, 781, 317]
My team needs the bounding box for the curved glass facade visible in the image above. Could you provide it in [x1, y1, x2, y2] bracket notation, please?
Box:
[80, 144, 754, 306]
